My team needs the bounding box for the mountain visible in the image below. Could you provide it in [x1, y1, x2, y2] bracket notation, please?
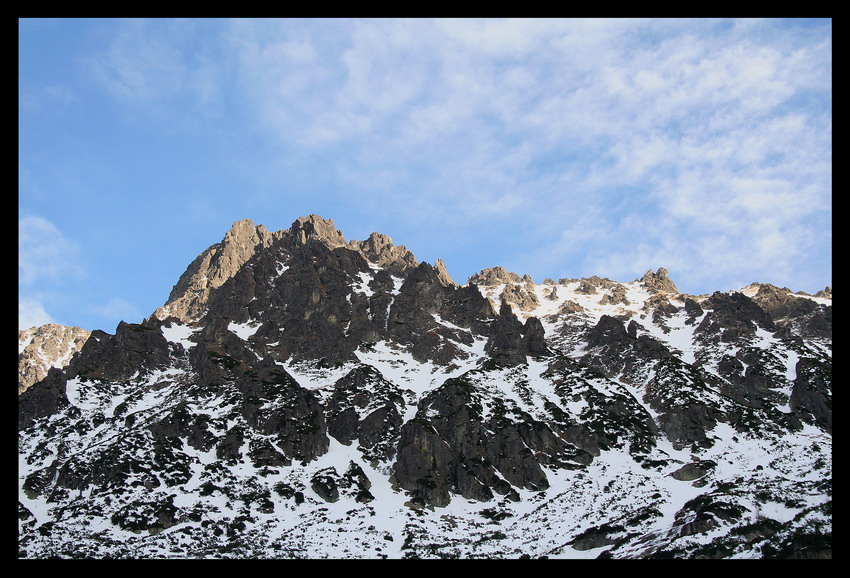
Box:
[18, 215, 832, 559]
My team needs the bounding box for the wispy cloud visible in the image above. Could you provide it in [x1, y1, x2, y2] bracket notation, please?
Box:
[27, 18, 830, 320]
[84, 18, 227, 124]
[19, 215, 82, 286]
[19, 216, 83, 329]
[19, 297, 54, 330]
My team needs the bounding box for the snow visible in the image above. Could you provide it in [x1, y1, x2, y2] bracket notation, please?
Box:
[355, 341, 433, 392]
[656, 308, 705, 363]
[161, 322, 199, 349]
[18, 331, 35, 354]
[280, 360, 356, 391]
[228, 320, 261, 340]
[18, 265, 832, 559]
[352, 271, 374, 297]
[64, 377, 89, 410]
[352, 331, 489, 400]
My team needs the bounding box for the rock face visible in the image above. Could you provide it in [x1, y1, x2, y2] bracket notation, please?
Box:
[290, 214, 348, 249]
[18, 215, 831, 560]
[349, 231, 418, 275]
[324, 364, 406, 463]
[468, 266, 523, 286]
[485, 302, 548, 366]
[640, 267, 679, 294]
[394, 373, 568, 507]
[153, 218, 277, 323]
[19, 324, 91, 394]
[744, 283, 832, 340]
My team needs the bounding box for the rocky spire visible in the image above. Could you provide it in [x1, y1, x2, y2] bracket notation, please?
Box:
[349, 231, 418, 274]
[640, 267, 679, 294]
[433, 258, 457, 287]
[289, 215, 347, 249]
[484, 301, 548, 365]
[815, 286, 832, 298]
[153, 219, 276, 324]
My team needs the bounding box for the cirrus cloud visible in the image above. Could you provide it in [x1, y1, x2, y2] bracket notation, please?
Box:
[21, 18, 830, 335]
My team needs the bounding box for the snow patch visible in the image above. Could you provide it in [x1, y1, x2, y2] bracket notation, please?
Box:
[161, 323, 199, 349]
[228, 320, 261, 340]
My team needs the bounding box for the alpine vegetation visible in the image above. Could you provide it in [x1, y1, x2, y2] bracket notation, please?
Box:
[18, 215, 832, 559]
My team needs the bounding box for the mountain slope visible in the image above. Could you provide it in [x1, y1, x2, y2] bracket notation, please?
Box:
[18, 215, 832, 559]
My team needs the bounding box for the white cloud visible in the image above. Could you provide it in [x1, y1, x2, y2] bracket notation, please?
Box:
[19, 215, 82, 285]
[85, 19, 227, 125]
[19, 216, 148, 329]
[72, 18, 831, 294]
[19, 216, 83, 330]
[19, 297, 54, 330]
[89, 20, 187, 102]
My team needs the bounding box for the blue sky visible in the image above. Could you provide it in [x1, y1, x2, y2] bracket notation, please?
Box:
[19, 18, 832, 332]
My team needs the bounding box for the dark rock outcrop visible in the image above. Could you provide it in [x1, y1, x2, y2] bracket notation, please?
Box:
[581, 315, 671, 380]
[484, 302, 549, 366]
[746, 283, 832, 340]
[790, 356, 832, 432]
[18, 367, 69, 430]
[325, 365, 406, 462]
[695, 291, 777, 344]
[394, 375, 573, 507]
[644, 357, 728, 450]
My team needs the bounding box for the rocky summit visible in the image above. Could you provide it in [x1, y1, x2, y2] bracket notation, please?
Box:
[18, 215, 832, 559]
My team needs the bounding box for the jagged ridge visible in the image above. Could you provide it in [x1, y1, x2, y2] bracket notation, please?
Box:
[18, 215, 831, 559]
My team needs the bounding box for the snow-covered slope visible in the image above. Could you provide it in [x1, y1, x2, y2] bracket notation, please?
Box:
[18, 217, 831, 559]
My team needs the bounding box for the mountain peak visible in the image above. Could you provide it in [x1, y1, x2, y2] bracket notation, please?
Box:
[226, 217, 263, 238]
[349, 231, 418, 275]
[19, 214, 831, 559]
[289, 214, 347, 249]
[434, 258, 456, 287]
[154, 218, 274, 323]
[468, 266, 524, 286]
